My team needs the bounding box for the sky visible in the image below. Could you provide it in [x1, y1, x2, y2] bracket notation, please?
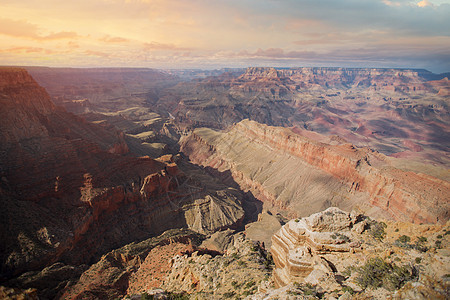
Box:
[0, 0, 449, 72]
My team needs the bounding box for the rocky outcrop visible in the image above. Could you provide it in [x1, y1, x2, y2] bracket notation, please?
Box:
[59, 229, 203, 299]
[161, 232, 271, 299]
[180, 119, 449, 224]
[268, 208, 450, 299]
[271, 207, 364, 287]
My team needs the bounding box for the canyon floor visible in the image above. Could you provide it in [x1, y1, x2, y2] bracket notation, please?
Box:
[0, 66, 449, 299]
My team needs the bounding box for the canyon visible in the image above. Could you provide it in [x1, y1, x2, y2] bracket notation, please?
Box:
[0, 66, 448, 299]
[153, 67, 450, 168]
[180, 119, 449, 224]
[0, 68, 246, 287]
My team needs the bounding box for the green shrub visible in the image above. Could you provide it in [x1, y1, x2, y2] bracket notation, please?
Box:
[231, 280, 239, 288]
[417, 236, 427, 243]
[415, 257, 422, 264]
[355, 257, 417, 291]
[167, 292, 189, 300]
[223, 291, 235, 298]
[237, 260, 247, 267]
[342, 286, 355, 295]
[263, 253, 274, 270]
[397, 235, 411, 243]
[244, 280, 255, 289]
[369, 221, 387, 240]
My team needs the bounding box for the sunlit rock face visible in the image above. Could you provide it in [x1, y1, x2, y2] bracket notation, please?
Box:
[180, 119, 449, 224]
[271, 207, 364, 288]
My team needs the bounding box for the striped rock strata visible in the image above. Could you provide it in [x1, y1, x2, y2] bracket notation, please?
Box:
[271, 207, 364, 287]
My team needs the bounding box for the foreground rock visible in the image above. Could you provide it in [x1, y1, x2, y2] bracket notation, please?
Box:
[268, 207, 450, 299]
[60, 229, 203, 299]
[271, 207, 365, 288]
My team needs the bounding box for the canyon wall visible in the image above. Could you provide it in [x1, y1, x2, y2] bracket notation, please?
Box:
[0, 68, 244, 279]
[180, 119, 449, 224]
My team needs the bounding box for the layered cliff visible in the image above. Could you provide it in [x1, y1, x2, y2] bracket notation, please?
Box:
[157, 67, 449, 168]
[239, 67, 434, 91]
[0, 68, 244, 282]
[180, 119, 449, 224]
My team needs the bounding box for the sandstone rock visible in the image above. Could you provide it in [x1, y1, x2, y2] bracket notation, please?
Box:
[304, 207, 353, 232]
[162, 232, 272, 299]
[245, 211, 283, 248]
[338, 291, 352, 300]
[200, 229, 236, 252]
[271, 208, 363, 288]
[180, 119, 449, 224]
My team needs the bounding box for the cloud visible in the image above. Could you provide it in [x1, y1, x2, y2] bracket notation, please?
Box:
[0, 0, 449, 72]
[0, 18, 39, 39]
[43, 31, 79, 40]
[143, 42, 191, 51]
[417, 0, 433, 7]
[100, 35, 130, 43]
[0, 46, 59, 55]
[84, 50, 111, 58]
[0, 18, 78, 40]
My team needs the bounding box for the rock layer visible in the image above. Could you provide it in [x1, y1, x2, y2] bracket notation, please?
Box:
[158, 67, 450, 167]
[270, 207, 363, 287]
[180, 119, 449, 224]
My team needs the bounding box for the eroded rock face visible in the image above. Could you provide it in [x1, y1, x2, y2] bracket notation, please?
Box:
[180, 119, 449, 224]
[271, 207, 364, 288]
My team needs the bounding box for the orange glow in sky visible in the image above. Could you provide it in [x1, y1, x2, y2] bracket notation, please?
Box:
[0, 0, 449, 72]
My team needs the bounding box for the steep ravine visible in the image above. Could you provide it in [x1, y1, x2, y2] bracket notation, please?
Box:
[180, 120, 449, 224]
[0, 68, 245, 283]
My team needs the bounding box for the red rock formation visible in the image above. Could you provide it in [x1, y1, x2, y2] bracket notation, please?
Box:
[238, 67, 433, 92]
[180, 120, 449, 224]
[0, 68, 186, 278]
[59, 229, 202, 300]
